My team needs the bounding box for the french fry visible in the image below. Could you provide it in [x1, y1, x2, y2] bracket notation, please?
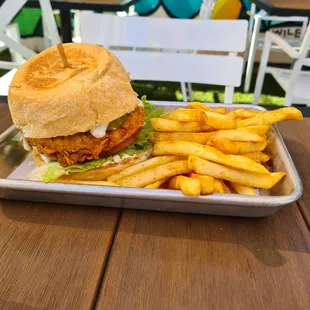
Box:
[238, 107, 303, 127]
[152, 141, 269, 174]
[212, 107, 227, 114]
[117, 160, 189, 188]
[148, 132, 213, 144]
[213, 179, 225, 194]
[218, 180, 231, 194]
[168, 175, 201, 196]
[188, 102, 227, 114]
[161, 108, 208, 124]
[148, 128, 264, 144]
[243, 152, 270, 163]
[203, 111, 237, 130]
[227, 109, 259, 119]
[188, 156, 285, 189]
[212, 139, 268, 155]
[188, 102, 213, 111]
[107, 155, 179, 182]
[55, 179, 119, 186]
[236, 125, 270, 136]
[230, 182, 257, 196]
[211, 129, 265, 142]
[145, 178, 169, 189]
[189, 173, 214, 194]
[150, 118, 214, 132]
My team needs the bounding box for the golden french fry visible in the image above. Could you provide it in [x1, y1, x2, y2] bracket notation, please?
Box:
[203, 111, 237, 130]
[230, 182, 257, 196]
[189, 173, 214, 194]
[212, 129, 265, 142]
[150, 118, 214, 132]
[227, 109, 259, 119]
[55, 179, 119, 186]
[107, 155, 178, 182]
[152, 141, 269, 174]
[212, 139, 268, 155]
[218, 180, 231, 194]
[213, 178, 225, 193]
[188, 102, 227, 114]
[188, 156, 285, 189]
[161, 108, 208, 124]
[148, 132, 213, 144]
[168, 175, 201, 196]
[238, 107, 303, 127]
[236, 125, 270, 136]
[243, 152, 270, 163]
[188, 102, 212, 111]
[117, 160, 189, 188]
[145, 178, 169, 189]
[212, 107, 227, 114]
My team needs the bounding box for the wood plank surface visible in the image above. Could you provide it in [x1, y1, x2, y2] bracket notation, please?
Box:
[278, 119, 310, 228]
[264, 0, 310, 10]
[98, 205, 310, 310]
[0, 104, 12, 133]
[0, 201, 120, 309]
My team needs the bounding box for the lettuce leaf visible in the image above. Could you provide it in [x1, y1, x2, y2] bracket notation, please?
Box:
[30, 96, 162, 182]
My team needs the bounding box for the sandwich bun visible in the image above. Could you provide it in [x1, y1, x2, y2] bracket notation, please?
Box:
[8, 43, 138, 139]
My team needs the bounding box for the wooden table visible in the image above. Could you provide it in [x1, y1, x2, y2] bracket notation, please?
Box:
[250, 0, 310, 17]
[24, 0, 138, 42]
[0, 103, 310, 309]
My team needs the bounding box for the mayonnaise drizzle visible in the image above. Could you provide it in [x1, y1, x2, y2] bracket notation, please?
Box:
[90, 123, 109, 139]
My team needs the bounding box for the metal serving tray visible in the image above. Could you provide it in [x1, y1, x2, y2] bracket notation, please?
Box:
[0, 102, 302, 217]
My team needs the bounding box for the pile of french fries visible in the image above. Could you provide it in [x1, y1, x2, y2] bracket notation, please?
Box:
[95, 103, 303, 197]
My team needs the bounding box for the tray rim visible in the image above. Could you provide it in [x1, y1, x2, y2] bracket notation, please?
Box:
[0, 102, 303, 208]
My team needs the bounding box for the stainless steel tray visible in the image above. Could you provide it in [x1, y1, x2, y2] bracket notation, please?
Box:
[0, 102, 302, 217]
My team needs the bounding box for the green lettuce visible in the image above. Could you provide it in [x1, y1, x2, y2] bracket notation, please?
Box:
[30, 96, 162, 182]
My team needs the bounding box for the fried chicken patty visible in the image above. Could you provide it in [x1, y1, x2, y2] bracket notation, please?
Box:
[27, 107, 145, 167]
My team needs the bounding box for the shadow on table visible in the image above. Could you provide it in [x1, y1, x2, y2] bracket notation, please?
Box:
[117, 204, 310, 268]
[1, 199, 119, 230]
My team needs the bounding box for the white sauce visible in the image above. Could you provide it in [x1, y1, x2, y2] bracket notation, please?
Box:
[138, 99, 144, 107]
[40, 153, 52, 164]
[90, 123, 109, 138]
[20, 134, 32, 151]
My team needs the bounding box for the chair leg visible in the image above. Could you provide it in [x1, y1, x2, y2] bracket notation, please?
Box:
[4, 23, 24, 65]
[224, 86, 234, 104]
[187, 82, 193, 102]
[253, 35, 272, 105]
[180, 82, 187, 102]
[39, 0, 60, 45]
[244, 15, 262, 93]
[243, 3, 256, 71]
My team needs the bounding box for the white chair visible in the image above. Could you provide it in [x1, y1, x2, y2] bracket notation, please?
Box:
[0, 0, 60, 97]
[80, 13, 247, 103]
[244, 3, 308, 93]
[253, 23, 310, 106]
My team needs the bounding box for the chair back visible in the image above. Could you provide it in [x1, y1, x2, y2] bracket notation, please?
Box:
[80, 13, 248, 102]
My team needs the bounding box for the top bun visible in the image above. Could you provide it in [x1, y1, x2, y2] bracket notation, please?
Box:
[8, 43, 138, 138]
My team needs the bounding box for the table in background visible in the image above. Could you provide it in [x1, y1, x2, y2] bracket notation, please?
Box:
[25, 0, 138, 42]
[250, 0, 310, 16]
[0, 103, 310, 309]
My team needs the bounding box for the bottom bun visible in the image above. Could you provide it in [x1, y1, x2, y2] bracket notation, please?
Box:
[57, 150, 151, 181]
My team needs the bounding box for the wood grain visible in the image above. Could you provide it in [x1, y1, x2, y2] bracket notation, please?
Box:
[0, 201, 120, 309]
[264, 0, 310, 10]
[0, 104, 12, 133]
[279, 119, 310, 228]
[98, 206, 310, 310]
